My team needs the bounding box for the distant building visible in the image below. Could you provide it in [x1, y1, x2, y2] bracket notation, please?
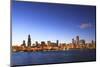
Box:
[21, 40, 26, 47]
[41, 41, 46, 46]
[32, 43, 35, 47]
[72, 38, 76, 48]
[76, 36, 79, 45]
[47, 41, 51, 46]
[41, 41, 46, 49]
[27, 34, 31, 47]
[56, 40, 59, 46]
[51, 42, 57, 47]
[91, 40, 94, 45]
[35, 41, 39, 46]
[41, 41, 45, 45]
[72, 38, 75, 45]
[80, 39, 85, 45]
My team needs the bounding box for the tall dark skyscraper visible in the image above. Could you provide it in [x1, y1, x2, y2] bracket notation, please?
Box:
[91, 40, 94, 45]
[76, 36, 79, 45]
[56, 40, 59, 46]
[21, 40, 26, 47]
[27, 34, 31, 47]
[72, 38, 75, 45]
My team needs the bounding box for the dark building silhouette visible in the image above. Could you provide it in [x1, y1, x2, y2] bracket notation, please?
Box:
[91, 40, 94, 45]
[41, 41, 46, 49]
[72, 38, 76, 48]
[47, 41, 51, 46]
[35, 41, 39, 46]
[76, 36, 79, 45]
[80, 40, 85, 45]
[41, 41, 45, 45]
[21, 40, 26, 47]
[32, 44, 35, 47]
[72, 38, 75, 45]
[27, 34, 31, 47]
[51, 42, 57, 47]
[56, 40, 59, 46]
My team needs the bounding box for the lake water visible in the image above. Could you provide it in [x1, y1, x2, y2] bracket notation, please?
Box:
[11, 49, 96, 66]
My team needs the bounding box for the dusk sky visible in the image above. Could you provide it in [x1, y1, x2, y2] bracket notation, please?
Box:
[12, 1, 96, 45]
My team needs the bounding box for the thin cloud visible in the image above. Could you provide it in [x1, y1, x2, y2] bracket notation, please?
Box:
[80, 23, 92, 29]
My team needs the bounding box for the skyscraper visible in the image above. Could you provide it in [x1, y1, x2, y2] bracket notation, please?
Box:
[91, 40, 94, 45]
[72, 38, 75, 45]
[47, 41, 51, 46]
[21, 40, 26, 47]
[27, 34, 31, 47]
[80, 40, 85, 45]
[56, 40, 59, 46]
[36, 41, 39, 46]
[76, 36, 79, 45]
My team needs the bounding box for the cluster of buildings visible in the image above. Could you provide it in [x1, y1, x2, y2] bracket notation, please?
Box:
[12, 35, 96, 52]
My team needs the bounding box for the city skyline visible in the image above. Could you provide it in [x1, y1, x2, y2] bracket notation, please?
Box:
[12, 34, 96, 52]
[12, 1, 96, 45]
[13, 34, 95, 46]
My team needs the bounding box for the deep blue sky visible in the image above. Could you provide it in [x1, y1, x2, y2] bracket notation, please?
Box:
[12, 1, 96, 45]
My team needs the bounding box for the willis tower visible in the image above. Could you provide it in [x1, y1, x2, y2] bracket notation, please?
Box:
[27, 34, 31, 47]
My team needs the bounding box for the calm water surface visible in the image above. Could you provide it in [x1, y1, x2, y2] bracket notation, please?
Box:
[11, 49, 96, 66]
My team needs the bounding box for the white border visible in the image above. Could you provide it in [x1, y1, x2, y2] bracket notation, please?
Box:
[0, 0, 10, 67]
[0, 0, 99, 67]
[17, 0, 96, 5]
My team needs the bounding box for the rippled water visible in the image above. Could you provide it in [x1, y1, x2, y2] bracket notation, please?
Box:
[11, 49, 96, 66]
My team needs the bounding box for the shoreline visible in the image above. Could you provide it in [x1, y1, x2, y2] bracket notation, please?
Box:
[12, 48, 96, 53]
